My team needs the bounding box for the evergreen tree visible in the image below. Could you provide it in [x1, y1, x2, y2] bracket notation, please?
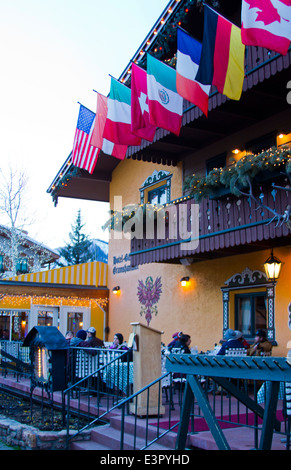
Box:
[58, 210, 92, 266]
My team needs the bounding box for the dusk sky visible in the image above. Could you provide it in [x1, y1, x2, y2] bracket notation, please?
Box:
[0, 0, 169, 249]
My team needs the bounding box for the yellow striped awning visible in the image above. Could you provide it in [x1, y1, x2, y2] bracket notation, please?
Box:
[7, 262, 108, 288]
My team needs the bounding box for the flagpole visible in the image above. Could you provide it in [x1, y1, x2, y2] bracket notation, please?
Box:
[202, 2, 240, 27]
[130, 60, 145, 71]
[76, 101, 95, 113]
[177, 25, 202, 42]
[109, 74, 119, 82]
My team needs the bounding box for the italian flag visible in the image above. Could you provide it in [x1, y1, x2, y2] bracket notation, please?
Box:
[103, 77, 141, 146]
[147, 54, 183, 136]
[90, 92, 128, 160]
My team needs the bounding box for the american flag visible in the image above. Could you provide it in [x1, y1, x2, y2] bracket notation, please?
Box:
[72, 104, 99, 174]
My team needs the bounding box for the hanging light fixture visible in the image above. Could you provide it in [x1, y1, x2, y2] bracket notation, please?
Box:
[264, 249, 282, 281]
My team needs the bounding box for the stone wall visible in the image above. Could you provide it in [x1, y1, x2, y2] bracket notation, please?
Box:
[0, 415, 90, 450]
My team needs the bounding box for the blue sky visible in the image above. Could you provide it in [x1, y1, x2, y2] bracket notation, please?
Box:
[0, 0, 169, 249]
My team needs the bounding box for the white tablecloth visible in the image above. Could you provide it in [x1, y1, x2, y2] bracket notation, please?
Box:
[102, 362, 134, 394]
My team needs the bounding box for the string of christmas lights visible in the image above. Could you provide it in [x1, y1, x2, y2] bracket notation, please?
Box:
[184, 146, 291, 201]
[0, 293, 108, 309]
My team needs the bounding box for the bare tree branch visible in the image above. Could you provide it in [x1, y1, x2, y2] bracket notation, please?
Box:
[233, 175, 291, 231]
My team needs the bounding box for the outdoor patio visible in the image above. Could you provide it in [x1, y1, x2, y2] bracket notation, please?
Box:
[0, 358, 290, 451]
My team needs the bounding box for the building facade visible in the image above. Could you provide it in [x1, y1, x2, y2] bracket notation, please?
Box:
[48, 1, 291, 355]
[0, 262, 108, 341]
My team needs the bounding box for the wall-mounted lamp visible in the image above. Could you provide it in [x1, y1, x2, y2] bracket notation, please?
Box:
[264, 249, 282, 281]
[180, 276, 190, 287]
[112, 286, 120, 294]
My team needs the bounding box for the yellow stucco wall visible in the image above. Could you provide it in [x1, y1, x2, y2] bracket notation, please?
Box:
[107, 159, 291, 357]
[90, 302, 107, 340]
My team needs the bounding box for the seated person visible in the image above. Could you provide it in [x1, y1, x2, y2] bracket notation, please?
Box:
[248, 329, 273, 356]
[168, 331, 183, 350]
[70, 329, 87, 346]
[217, 329, 247, 355]
[235, 330, 250, 349]
[82, 327, 104, 348]
[171, 334, 191, 354]
[109, 333, 128, 351]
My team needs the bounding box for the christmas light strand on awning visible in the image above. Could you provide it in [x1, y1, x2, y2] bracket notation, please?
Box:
[0, 293, 109, 309]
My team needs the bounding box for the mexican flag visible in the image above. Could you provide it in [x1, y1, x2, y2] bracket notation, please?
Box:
[103, 77, 141, 146]
[147, 54, 183, 136]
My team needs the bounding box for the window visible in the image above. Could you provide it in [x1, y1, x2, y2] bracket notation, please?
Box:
[222, 267, 275, 343]
[16, 258, 28, 274]
[67, 312, 83, 335]
[246, 132, 276, 154]
[147, 185, 168, 205]
[235, 292, 267, 338]
[0, 255, 4, 273]
[206, 152, 226, 175]
[12, 311, 28, 340]
[139, 170, 172, 205]
[0, 310, 29, 341]
[0, 313, 10, 340]
[38, 310, 54, 327]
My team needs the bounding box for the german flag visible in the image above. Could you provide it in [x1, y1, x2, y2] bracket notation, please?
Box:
[196, 5, 245, 101]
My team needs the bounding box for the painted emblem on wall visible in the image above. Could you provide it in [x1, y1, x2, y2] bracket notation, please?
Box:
[137, 276, 162, 326]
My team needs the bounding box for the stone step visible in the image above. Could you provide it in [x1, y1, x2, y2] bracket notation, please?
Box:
[109, 414, 178, 448]
[71, 440, 111, 451]
[70, 407, 179, 451]
[87, 423, 172, 450]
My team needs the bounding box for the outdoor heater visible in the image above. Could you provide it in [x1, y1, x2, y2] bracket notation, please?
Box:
[23, 326, 69, 393]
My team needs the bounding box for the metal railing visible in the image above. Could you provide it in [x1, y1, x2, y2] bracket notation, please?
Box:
[167, 353, 291, 450]
[64, 366, 182, 450]
[0, 340, 30, 380]
[63, 347, 134, 444]
[64, 352, 291, 451]
[1, 342, 291, 450]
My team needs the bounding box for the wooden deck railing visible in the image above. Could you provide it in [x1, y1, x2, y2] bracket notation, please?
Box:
[130, 181, 291, 266]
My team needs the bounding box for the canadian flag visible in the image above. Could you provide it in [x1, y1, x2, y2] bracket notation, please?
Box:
[241, 0, 291, 55]
[131, 63, 156, 142]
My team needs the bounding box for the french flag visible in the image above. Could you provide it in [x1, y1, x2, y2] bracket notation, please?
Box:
[176, 28, 210, 117]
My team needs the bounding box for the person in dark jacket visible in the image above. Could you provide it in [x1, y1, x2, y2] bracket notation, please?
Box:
[82, 327, 104, 348]
[168, 331, 183, 350]
[70, 329, 87, 346]
[172, 334, 191, 354]
[248, 329, 272, 356]
[217, 329, 247, 355]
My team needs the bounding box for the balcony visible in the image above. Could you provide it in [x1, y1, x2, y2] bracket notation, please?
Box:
[130, 174, 291, 266]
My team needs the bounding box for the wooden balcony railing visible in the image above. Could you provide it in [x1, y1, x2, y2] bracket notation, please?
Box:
[130, 183, 291, 266]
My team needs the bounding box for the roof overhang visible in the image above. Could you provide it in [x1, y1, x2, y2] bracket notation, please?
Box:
[0, 280, 108, 300]
[0, 261, 108, 300]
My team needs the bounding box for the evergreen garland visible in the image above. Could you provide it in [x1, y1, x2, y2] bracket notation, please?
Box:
[183, 147, 291, 201]
[103, 147, 291, 232]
